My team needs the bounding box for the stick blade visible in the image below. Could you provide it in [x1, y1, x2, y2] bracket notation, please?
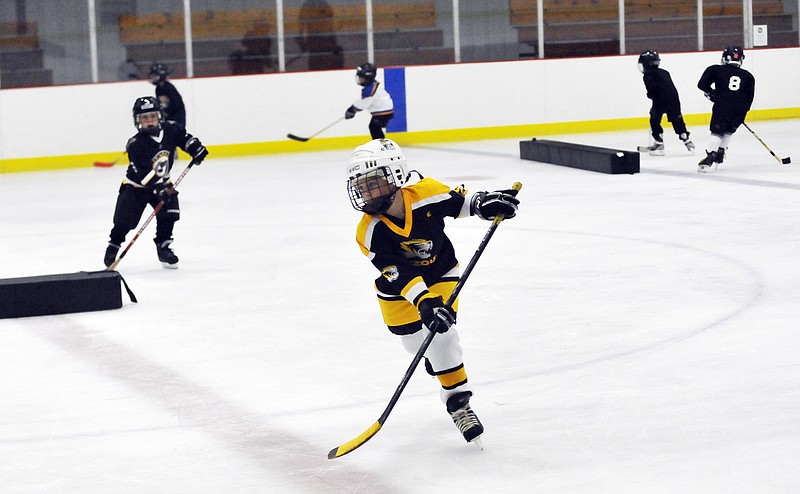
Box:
[327, 420, 382, 459]
[782, 157, 791, 165]
[287, 133, 309, 142]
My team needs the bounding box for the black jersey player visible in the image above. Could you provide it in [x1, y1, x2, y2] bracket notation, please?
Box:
[637, 50, 694, 155]
[103, 96, 208, 268]
[345, 138, 519, 447]
[697, 46, 756, 172]
[149, 63, 187, 128]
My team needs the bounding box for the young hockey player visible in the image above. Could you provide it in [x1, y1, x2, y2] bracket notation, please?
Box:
[344, 62, 394, 139]
[636, 50, 694, 156]
[696, 46, 756, 172]
[149, 63, 187, 128]
[345, 138, 519, 446]
[103, 96, 208, 269]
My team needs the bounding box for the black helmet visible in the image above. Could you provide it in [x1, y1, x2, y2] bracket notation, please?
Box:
[637, 50, 660, 73]
[721, 46, 744, 66]
[355, 62, 377, 86]
[132, 96, 163, 135]
[148, 62, 170, 83]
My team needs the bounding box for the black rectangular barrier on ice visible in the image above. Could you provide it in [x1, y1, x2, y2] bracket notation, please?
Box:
[520, 138, 639, 174]
[0, 270, 124, 319]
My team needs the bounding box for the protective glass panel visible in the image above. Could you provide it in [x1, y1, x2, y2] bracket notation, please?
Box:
[455, 3, 517, 63]
[282, 0, 357, 73]
[540, 0, 620, 58]
[189, 0, 277, 77]
[108, 0, 186, 81]
[751, 0, 798, 48]
[624, 0, 700, 54]
[0, 0, 90, 87]
[370, 0, 452, 66]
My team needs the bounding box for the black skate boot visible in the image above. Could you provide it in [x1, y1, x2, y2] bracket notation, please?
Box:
[698, 150, 719, 173]
[714, 147, 725, 163]
[155, 239, 179, 269]
[104, 243, 120, 268]
[446, 391, 484, 445]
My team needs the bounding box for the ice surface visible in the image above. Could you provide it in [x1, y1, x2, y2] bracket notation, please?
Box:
[1, 121, 799, 493]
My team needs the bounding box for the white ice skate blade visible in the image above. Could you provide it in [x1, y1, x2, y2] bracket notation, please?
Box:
[161, 262, 179, 269]
[471, 435, 484, 451]
[697, 163, 719, 173]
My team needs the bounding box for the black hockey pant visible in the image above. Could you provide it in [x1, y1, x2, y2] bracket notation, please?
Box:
[369, 112, 394, 139]
[650, 105, 689, 141]
[108, 184, 180, 246]
[709, 105, 747, 136]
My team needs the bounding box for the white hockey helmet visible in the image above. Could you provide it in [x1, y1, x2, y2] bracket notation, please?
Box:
[347, 138, 408, 214]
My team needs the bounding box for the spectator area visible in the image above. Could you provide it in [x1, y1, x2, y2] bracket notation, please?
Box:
[511, 0, 794, 58]
[119, 1, 451, 77]
[0, 22, 53, 88]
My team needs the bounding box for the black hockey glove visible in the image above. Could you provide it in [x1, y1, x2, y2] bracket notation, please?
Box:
[153, 183, 177, 203]
[418, 297, 456, 334]
[472, 189, 520, 221]
[344, 106, 358, 119]
[185, 137, 208, 165]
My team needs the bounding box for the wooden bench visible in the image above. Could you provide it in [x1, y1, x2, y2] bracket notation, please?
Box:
[1, 22, 55, 88]
[119, 2, 437, 45]
[119, 2, 443, 76]
[509, 0, 786, 26]
[511, 0, 792, 58]
[0, 21, 39, 50]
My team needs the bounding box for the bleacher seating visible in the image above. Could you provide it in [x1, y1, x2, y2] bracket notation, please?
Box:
[0, 21, 53, 88]
[510, 0, 794, 58]
[119, 1, 451, 77]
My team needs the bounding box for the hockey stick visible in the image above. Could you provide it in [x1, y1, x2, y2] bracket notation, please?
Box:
[742, 122, 791, 165]
[106, 160, 198, 271]
[328, 182, 523, 460]
[287, 116, 345, 142]
[94, 151, 127, 168]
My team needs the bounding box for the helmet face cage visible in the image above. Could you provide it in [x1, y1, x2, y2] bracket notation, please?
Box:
[355, 62, 377, 86]
[637, 51, 660, 73]
[722, 46, 744, 65]
[149, 63, 169, 82]
[132, 96, 163, 135]
[347, 166, 399, 214]
[347, 139, 408, 214]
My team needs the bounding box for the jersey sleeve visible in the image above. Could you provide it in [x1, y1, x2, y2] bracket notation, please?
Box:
[697, 66, 715, 94]
[352, 82, 378, 110]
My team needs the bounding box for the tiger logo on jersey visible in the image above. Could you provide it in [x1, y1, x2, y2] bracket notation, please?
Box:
[151, 150, 171, 177]
[381, 265, 399, 282]
[401, 239, 432, 259]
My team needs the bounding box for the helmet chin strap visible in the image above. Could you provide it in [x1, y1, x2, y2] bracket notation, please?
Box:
[364, 196, 392, 215]
[364, 188, 399, 215]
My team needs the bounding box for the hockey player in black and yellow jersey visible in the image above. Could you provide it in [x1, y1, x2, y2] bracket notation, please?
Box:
[346, 138, 519, 446]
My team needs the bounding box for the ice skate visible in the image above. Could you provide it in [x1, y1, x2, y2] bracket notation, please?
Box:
[446, 391, 484, 446]
[155, 239, 179, 269]
[680, 133, 695, 152]
[104, 243, 120, 268]
[698, 150, 719, 173]
[647, 142, 665, 156]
